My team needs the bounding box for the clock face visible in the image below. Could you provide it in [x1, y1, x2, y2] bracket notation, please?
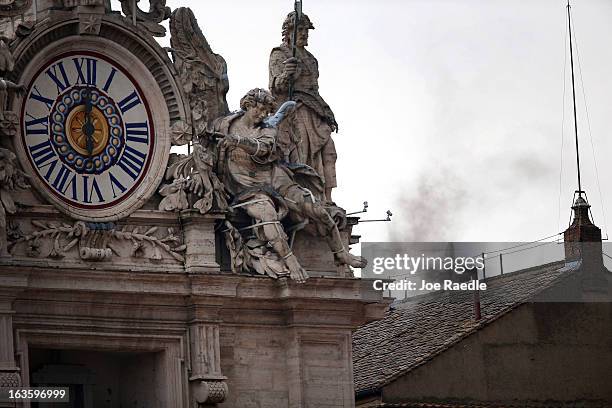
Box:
[20, 51, 157, 218]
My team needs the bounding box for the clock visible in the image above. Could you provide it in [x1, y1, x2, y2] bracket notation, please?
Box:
[15, 37, 171, 221]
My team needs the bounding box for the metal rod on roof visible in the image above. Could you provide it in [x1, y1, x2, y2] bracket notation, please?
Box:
[473, 281, 481, 321]
[481, 252, 486, 280]
[567, 1, 583, 198]
[132, 0, 137, 26]
[499, 253, 504, 275]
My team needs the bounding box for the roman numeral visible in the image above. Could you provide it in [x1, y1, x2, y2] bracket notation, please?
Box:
[62, 173, 78, 200]
[109, 172, 127, 198]
[29, 86, 54, 110]
[45, 61, 70, 94]
[40, 158, 58, 181]
[28, 140, 56, 167]
[125, 122, 149, 144]
[83, 176, 104, 203]
[102, 67, 117, 92]
[51, 164, 72, 193]
[73, 57, 97, 86]
[24, 113, 49, 135]
[117, 90, 141, 114]
[117, 145, 146, 180]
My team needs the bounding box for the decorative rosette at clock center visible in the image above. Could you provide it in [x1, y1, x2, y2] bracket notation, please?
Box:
[50, 87, 125, 175]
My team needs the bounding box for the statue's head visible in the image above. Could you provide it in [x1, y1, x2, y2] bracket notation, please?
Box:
[282, 12, 314, 47]
[240, 88, 276, 123]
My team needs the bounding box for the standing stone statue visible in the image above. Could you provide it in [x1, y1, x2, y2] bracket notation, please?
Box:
[0, 38, 25, 127]
[269, 12, 338, 203]
[212, 88, 365, 283]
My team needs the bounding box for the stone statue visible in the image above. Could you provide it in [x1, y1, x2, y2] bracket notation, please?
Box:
[0, 38, 25, 128]
[158, 7, 230, 214]
[269, 12, 338, 203]
[212, 88, 365, 283]
[0, 37, 30, 255]
[0, 148, 28, 256]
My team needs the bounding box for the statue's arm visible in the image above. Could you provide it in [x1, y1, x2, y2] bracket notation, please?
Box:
[269, 49, 292, 94]
[226, 129, 276, 159]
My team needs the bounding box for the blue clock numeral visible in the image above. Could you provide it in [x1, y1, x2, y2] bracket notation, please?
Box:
[125, 122, 149, 144]
[52, 164, 73, 193]
[38, 160, 77, 199]
[102, 67, 117, 92]
[109, 172, 127, 198]
[83, 176, 104, 203]
[28, 140, 56, 167]
[117, 90, 142, 114]
[24, 113, 49, 135]
[29, 86, 54, 110]
[73, 57, 97, 86]
[45, 61, 71, 94]
[117, 145, 146, 180]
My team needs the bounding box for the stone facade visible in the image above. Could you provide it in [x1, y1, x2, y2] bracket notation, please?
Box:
[0, 2, 388, 407]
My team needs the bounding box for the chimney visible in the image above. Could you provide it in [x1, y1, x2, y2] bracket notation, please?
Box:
[563, 196, 607, 295]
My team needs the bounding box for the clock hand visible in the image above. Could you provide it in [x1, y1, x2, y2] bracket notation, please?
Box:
[82, 89, 95, 157]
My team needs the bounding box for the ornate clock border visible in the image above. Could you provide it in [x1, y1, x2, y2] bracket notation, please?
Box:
[2, 10, 189, 221]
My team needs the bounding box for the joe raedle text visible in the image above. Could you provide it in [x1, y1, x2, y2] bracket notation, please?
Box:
[372, 279, 487, 292]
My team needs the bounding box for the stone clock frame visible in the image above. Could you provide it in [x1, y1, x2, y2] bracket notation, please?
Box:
[9, 15, 188, 221]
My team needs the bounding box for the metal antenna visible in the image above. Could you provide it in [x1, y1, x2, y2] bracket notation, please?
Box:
[567, 1, 583, 197]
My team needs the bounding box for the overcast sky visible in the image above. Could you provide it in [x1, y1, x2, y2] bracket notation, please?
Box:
[115, 0, 612, 243]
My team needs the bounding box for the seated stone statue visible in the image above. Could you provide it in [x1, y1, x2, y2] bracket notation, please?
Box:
[210, 88, 365, 283]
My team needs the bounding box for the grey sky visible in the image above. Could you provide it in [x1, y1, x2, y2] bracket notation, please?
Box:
[117, 0, 612, 243]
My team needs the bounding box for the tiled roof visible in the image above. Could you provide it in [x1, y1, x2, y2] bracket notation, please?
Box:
[371, 402, 605, 408]
[353, 261, 580, 394]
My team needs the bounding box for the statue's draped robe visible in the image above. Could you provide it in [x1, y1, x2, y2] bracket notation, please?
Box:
[269, 46, 337, 191]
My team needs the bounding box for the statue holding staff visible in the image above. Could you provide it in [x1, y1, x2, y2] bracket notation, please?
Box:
[269, 7, 338, 203]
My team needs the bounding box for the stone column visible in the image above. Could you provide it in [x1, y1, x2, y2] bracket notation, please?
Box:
[0, 292, 20, 408]
[187, 299, 228, 406]
[180, 210, 224, 274]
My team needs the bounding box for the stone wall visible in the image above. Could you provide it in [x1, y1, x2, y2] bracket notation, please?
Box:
[383, 301, 612, 404]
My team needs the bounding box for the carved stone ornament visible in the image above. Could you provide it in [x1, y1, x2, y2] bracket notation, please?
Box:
[0, 0, 32, 17]
[0, 371, 21, 387]
[0, 148, 29, 256]
[120, 0, 171, 37]
[8, 220, 186, 262]
[169, 7, 229, 139]
[192, 380, 228, 405]
[157, 7, 230, 215]
[63, 0, 108, 7]
[79, 14, 102, 35]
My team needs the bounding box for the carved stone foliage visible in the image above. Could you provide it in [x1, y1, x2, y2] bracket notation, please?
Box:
[7, 220, 186, 263]
[158, 7, 230, 216]
[158, 151, 228, 215]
